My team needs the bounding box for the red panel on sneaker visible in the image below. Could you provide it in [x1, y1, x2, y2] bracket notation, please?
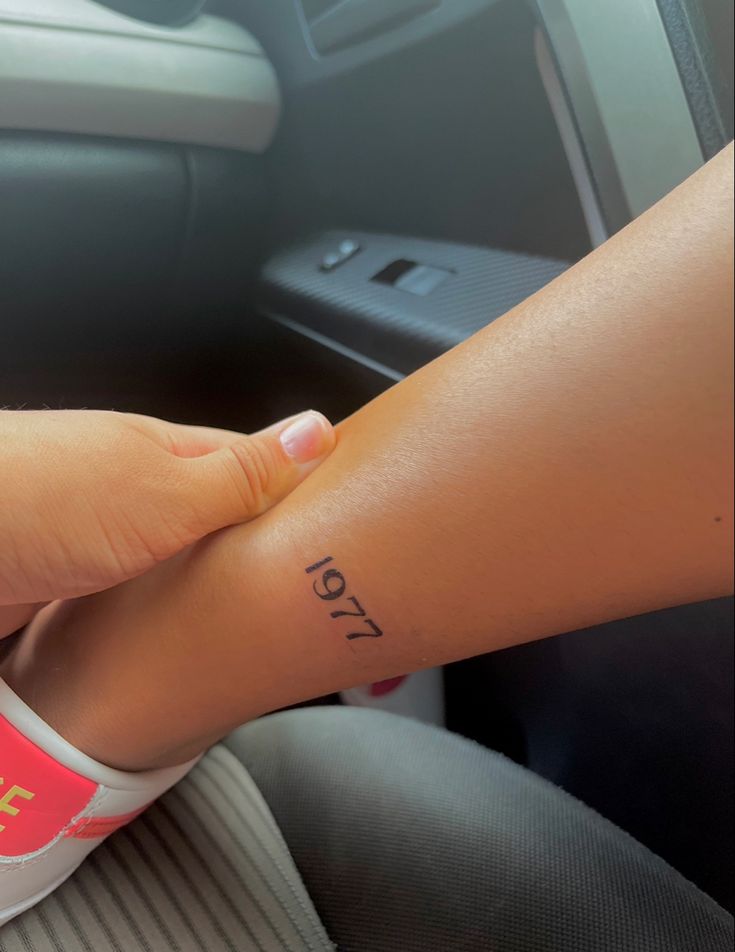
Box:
[65, 805, 150, 840]
[0, 714, 97, 857]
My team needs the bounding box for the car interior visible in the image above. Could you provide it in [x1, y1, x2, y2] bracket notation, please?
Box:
[1, 0, 733, 917]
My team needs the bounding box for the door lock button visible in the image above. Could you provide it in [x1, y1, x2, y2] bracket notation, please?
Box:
[320, 239, 361, 271]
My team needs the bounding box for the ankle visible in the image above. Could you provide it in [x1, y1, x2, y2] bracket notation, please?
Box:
[0, 621, 206, 773]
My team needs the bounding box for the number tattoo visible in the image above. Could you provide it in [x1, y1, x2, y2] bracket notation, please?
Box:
[305, 557, 384, 640]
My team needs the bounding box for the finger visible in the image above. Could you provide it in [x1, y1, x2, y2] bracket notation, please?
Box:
[171, 410, 336, 536]
[132, 414, 311, 458]
[164, 415, 315, 457]
[124, 414, 248, 457]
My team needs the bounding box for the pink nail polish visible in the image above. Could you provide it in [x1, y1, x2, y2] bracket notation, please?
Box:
[279, 412, 328, 464]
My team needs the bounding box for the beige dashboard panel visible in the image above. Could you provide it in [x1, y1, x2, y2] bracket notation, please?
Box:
[0, 0, 280, 152]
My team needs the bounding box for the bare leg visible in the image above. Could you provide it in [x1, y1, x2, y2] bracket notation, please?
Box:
[3, 145, 732, 772]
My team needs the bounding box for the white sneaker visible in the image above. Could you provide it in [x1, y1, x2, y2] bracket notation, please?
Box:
[0, 677, 197, 926]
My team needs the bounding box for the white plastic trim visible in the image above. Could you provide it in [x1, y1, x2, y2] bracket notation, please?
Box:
[537, 0, 703, 221]
[0, 0, 281, 152]
[535, 28, 609, 248]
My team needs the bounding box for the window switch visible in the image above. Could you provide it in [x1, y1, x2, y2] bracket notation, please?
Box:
[393, 264, 451, 296]
[372, 259, 452, 295]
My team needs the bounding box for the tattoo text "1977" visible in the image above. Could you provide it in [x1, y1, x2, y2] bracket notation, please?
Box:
[305, 556, 383, 641]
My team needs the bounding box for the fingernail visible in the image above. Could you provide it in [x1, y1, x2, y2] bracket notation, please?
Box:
[280, 412, 331, 464]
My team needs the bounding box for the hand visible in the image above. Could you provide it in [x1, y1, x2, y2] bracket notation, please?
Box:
[0, 408, 335, 635]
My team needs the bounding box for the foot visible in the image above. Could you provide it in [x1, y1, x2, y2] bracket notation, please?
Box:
[0, 677, 196, 927]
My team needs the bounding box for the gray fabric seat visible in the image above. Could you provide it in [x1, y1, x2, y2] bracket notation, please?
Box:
[2, 707, 732, 951]
[230, 708, 733, 952]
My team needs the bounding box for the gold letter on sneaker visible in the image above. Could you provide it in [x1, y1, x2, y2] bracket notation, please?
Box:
[0, 780, 35, 833]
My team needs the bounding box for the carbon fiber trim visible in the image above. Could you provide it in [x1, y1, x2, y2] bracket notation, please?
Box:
[260, 231, 569, 375]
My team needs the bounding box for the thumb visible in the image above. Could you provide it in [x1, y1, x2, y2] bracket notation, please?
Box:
[173, 411, 336, 536]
